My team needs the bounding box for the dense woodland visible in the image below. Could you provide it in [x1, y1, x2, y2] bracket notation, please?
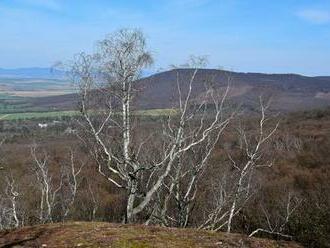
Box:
[0, 30, 329, 248]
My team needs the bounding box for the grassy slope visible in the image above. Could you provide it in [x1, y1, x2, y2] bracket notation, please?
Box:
[0, 222, 302, 248]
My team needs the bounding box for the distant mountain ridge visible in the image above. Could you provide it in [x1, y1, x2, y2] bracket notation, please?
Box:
[0, 67, 65, 79]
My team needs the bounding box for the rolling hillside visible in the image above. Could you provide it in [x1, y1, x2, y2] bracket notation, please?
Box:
[28, 69, 330, 113]
[0, 68, 330, 113]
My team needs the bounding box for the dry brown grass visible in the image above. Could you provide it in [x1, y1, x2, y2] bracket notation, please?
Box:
[0, 222, 302, 248]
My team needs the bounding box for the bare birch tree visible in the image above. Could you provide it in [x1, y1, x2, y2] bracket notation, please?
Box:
[0, 175, 20, 229]
[72, 29, 234, 223]
[200, 98, 279, 232]
[249, 192, 301, 239]
[31, 144, 58, 223]
[61, 149, 85, 219]
[145, 66, 234, 227]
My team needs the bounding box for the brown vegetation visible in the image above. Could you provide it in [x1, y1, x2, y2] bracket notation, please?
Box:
[0, 107, 329, 247]
[0, 222, 302, 248]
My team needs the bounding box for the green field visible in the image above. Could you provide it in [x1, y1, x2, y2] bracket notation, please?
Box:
[0, 108, 177, 121]
[0, 110, 78, 120]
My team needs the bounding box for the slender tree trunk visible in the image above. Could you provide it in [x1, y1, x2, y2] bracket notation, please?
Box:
[123, 82, 130, 168]
[45, 181, 52, 222]
[227, 164, 249, 233]
[11, 198, 19, 228]
[40, 189, 44, 222]
[127, 179, 137, 223]
[123, 80, 135, 223]
[227, 193, 237, 233]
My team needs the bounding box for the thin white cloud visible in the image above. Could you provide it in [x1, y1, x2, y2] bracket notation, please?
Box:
[296, 9, 330, 24]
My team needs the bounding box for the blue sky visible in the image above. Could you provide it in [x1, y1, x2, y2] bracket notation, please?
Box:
[0, 0, 329, 75]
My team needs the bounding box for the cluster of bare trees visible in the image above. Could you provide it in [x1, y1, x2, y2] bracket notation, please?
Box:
[69, 28, 290, 234]
[0, 144, 85, 230]
[30, 145, 84, 223]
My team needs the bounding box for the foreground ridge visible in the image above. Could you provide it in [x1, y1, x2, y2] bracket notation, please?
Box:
[0, 222, 302, 248]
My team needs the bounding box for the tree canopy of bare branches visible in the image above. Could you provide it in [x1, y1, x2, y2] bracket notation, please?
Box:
[72, 29, 235, 223]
